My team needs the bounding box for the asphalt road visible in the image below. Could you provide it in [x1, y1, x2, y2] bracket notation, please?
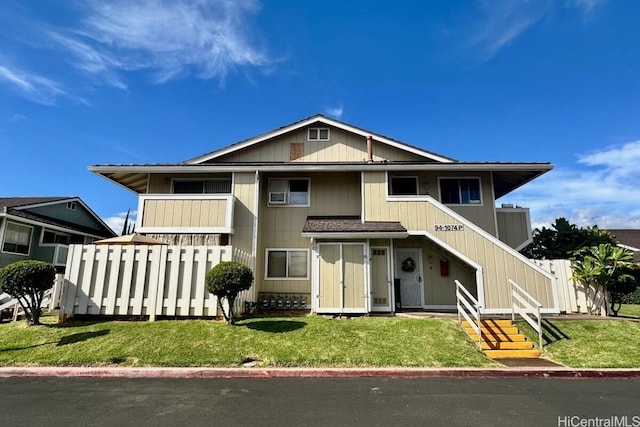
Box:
[3, 377, 639, 427]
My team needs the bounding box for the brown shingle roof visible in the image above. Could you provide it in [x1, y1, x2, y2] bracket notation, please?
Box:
[302, 216, 407, 234]
[0, 197, 71, 210]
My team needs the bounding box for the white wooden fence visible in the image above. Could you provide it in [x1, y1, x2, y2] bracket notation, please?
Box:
[61, 244, 254, 320]
[532, 259, 606, 316]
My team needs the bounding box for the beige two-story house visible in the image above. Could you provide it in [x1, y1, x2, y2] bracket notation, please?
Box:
[91, 115, 559, 315]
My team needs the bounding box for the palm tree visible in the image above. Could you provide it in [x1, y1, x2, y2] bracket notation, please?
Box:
[571, 244, 636, 316]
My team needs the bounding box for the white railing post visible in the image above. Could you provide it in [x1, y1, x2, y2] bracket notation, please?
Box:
[455, 280, 482, 347]
[509, 279, 544, 350]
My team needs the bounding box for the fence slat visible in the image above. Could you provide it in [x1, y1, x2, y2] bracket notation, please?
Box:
[103, 246, 122, 315]
[118, 247, 136, 315]
[193, 247, 208, 317]
[131, 246, 149, 315]
[89, 246, 108, 315]
[76, 245, 96, 315]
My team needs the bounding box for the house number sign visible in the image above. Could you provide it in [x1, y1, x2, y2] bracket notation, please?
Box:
[434, 224, 464, 231]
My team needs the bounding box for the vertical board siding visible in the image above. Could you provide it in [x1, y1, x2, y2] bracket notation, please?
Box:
[143, 199, 230, 228]
[363, 171, 555, 311]
[218, 127, 428, 163]
[62, 244, 243, 319]
[496, 209, 530, 249]
[532, 259, 604, 315]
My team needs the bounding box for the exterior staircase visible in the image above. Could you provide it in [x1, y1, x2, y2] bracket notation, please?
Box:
[462, 319, 541, 359]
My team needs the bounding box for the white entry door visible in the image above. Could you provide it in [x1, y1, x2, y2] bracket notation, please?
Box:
[394, 248, 424, 308]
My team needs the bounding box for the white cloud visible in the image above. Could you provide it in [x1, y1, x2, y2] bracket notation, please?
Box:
[325, 105, 344, 119]
[104, 210, 137, 235]
[465, 0, 607, 62]
[0, 65, 67, 105]
[573, 0, 607, 13]
[468, 0, 551, 61]
[49, 0, 272, 87]
[503, 141, 640, 229]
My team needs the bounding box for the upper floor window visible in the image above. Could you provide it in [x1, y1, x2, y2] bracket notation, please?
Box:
[389, 176, 418, 196]
[172, 178, 232, 194]
[66, 202, 76, 210]
[308, 128, 330, 141]
[268, 178, 309, 206]
[439, 178, 481, 205]
[2, 222, 32, 255]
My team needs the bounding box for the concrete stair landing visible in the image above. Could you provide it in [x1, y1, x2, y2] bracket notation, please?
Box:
[462, 319, 541, 359]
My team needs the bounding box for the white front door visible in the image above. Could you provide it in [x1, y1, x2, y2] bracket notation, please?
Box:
[394, 248, 424, 308]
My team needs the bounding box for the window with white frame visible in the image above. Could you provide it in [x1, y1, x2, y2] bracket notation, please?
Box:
[388, 176, 419, 196]
[308, 128, 330, 141]
[268, 178, 309, 206]
[439, 178, 481, 205]
[266, 249, 309, 279]
[172, 178, 232, 194]
[2, 222, 32, 255]
[42, 230, 70, 245]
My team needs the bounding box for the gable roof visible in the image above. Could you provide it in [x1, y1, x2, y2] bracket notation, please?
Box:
[0, 197, 116, 238]
[0, 197, 70, 209]
[89, 115, 553, 197]
[185, 114, 457, 164]
[608, 229, 640, 262]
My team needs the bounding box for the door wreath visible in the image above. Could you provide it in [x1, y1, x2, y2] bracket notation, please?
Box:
[401, 257, 416, 272]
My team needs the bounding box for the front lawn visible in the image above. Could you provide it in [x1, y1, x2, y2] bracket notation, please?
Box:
[0, 316, 497, 368]
[619, 304, 640, 318]
[519, 317, 640, 368]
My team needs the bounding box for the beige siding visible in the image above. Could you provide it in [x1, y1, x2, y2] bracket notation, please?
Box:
[395, 237, 476, 306]
[232, 172, 257, 260]
[363, 171, 554, 310]
[382, 171, 497, 235]
[142, 199, 228, 228]
[258, 171, 361, 294]
[217, 127, 429, 163]
[496, 208, 531, 250]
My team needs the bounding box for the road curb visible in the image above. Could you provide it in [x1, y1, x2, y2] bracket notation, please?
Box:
[1, 367, 640, 379]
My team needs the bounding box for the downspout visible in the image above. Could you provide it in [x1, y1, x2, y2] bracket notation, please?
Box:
[366, 136, 374, 163]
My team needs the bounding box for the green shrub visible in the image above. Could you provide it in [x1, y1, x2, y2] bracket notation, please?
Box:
[0, 260, 55, 325]
[621, 287, 640, 304]
[205, 261, 253, 324]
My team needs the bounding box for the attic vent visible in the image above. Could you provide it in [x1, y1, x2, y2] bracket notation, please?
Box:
[308, 128, 330, 141]
[66, 202, 76, 210]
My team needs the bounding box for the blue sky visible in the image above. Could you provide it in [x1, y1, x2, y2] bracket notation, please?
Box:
[1, 0, 639, 233]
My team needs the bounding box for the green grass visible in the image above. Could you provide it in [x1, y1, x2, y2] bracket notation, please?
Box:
[519, 317, 640, 368]
[619, 304, 640, 318]
[0, 316, 497, 368]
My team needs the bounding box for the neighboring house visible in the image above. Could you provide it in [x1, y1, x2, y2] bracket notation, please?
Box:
[607, 229, 640, 262]
[90, 114, 559, 314]
[0, 197, 116, 272]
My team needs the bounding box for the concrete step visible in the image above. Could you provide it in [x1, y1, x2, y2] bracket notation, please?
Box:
[481, 341, 534, 350]
[465, 326, 520, 335]
[484, 349, 541, 359]
[467, 333, 528, 342]
[462, 319, 513, 328]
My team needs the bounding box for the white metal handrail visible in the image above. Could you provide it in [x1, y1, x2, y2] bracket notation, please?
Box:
[509, 279, 543, 350]
[455, 280, 482, 346]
